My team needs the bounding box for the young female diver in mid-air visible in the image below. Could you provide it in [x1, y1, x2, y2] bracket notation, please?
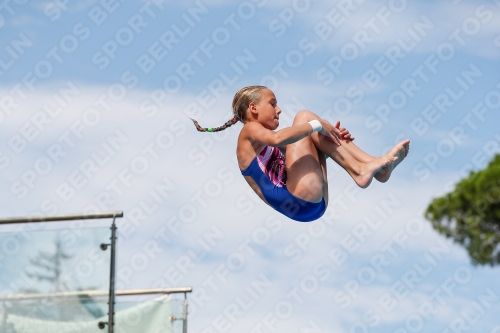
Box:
[191, 86, 410, 222]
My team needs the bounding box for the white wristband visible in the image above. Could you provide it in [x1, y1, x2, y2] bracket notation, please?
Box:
[308, 120, 322, 133]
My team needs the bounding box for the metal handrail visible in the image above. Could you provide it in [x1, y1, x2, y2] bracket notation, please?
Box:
[0, 287, 192, 332]
[0, 211, 124, 225]
[0, 287, 193, 301]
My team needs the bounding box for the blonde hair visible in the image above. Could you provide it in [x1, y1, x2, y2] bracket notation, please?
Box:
[191, 85, 267, 132]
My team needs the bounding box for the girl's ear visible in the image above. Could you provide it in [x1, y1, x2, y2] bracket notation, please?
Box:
[249, 102, 258, 115]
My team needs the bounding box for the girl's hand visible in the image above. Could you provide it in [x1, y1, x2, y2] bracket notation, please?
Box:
[335, 121, 354, 141]
[318, 119, 342, 145]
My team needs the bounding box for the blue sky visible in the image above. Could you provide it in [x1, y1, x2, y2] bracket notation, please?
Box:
[1, 0, 500, 332]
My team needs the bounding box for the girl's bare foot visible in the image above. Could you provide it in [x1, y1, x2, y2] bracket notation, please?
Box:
[354, 156, 395, 188]
[353, 140, 410, 188]
[374, 140, 410, 183]
[374, 165, 391, 183]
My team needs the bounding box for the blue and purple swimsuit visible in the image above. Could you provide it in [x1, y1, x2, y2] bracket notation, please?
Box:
[241, 146, 326, 222]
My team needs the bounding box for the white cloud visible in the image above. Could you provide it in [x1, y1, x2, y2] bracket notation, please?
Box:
[298, 1, 500, 58]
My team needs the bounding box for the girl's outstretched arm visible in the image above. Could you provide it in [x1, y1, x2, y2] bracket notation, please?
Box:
[242, 119, 342, 147]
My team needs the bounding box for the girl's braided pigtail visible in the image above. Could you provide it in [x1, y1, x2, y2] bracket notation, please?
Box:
[191, 85, 266, 133]
[190, 116, 238, 133]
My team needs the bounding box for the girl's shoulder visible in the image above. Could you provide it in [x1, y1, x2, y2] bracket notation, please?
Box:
[237, 122, 254, 145]
[240, 121, 261, 132]
[238, 122, 261, 147]
[238, 121, 268, 141]
[237, 123, 267, 149]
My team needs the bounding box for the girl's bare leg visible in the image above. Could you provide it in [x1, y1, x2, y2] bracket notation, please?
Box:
[285, 121, 328, 203]
[287, 110, 404, 188]
[286, 111, 407, 194]
[312, 133, 405, 188]
[304, 111, 410, 188]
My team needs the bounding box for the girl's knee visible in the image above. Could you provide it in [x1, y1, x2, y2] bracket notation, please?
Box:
[294, 110, 316, 122]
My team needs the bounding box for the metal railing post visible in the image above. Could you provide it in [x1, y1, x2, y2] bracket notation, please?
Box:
[108, 215, 117, 333]
[1, 302, 6, 333]
[183, 292, 188, 333]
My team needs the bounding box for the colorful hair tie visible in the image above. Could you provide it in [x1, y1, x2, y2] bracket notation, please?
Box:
[207, 128, 213, 132]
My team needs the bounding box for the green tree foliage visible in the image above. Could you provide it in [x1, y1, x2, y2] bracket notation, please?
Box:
[425, 154, 500, 266]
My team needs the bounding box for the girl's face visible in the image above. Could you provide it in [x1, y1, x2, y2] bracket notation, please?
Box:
[252, 89, 281, 130]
